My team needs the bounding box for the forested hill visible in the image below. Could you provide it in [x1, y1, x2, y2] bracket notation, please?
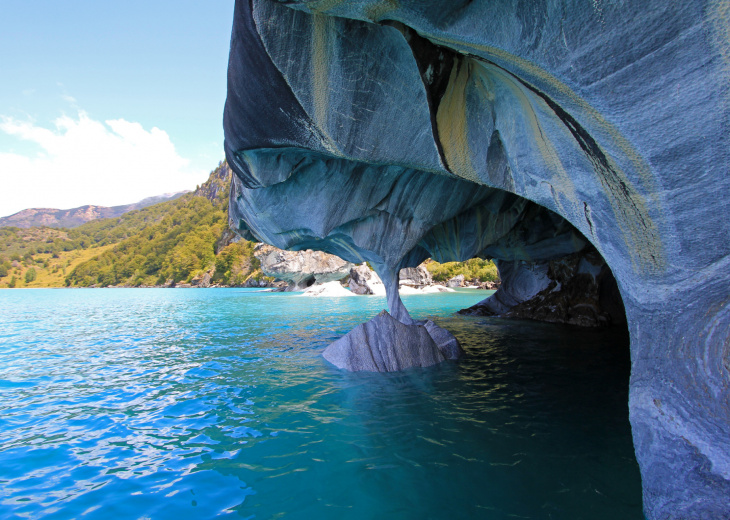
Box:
[0, 162, 267, 288]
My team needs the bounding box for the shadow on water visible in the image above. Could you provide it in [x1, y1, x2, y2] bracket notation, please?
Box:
[279, 316, 642, 520]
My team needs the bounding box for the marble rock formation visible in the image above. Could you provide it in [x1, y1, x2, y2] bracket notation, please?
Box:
[399, 265, 433, 288]
[461, 247, 626, 327]
[348, 263, 386, 295]
[224, 1, 730, 516]
[323, 310, 463, 372]
[254, 243, 354, 291]
[350, 263, 435, 294]
[446, 274, 465, 288]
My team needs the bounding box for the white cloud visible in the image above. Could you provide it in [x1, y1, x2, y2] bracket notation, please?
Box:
[0, 111, 208, 216]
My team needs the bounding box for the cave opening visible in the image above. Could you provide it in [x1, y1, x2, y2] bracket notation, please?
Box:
[458, 243, 627, 331]
[435, 212, 640, 516]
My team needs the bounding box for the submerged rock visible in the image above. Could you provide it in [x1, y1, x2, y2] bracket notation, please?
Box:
[323, 310, 463, 371]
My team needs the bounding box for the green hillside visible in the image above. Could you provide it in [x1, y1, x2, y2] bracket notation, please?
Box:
[0, 162, 267, 289]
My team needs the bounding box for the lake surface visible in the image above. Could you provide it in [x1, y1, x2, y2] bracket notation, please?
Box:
[0, 288, 644, 519]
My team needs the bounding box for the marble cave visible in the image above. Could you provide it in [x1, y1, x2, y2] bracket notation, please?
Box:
[223, 1, 730, 517]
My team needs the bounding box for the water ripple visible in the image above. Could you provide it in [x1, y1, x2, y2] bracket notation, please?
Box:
[0, 288, 643, 519]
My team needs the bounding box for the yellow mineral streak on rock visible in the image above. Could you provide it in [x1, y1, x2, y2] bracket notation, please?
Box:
[429, 34, 665, 273]
[481, 62, 577, 217]
[436, 54, 576, 216]
[430, 35, 657, 190]
[365, 0, 400, 22]
[708, 0, 730, 100]
[436, 58, 480, 183]
[311, 13, 340, 155]
[304, 0, 345, 13]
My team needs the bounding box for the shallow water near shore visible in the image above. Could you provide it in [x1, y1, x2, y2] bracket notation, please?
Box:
[0, 288, 643, 519]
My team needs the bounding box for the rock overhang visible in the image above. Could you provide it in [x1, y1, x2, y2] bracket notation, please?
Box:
[224, 1, 730, 517]
[225, 0, 670, 283]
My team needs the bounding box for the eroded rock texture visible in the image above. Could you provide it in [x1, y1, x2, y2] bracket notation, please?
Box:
[399, 265, 432, 288]
[254, 243, 354, 290]
[348, 264, 385, 295]
[224, 1, 730, 516]
[461, 247, 626, 328]
[322, 310, 463, 372]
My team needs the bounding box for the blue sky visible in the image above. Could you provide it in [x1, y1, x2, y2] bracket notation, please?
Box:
[0, 0, 235, 216]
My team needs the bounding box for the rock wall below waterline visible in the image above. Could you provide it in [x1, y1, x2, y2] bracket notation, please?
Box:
[224, 1, 730, 517]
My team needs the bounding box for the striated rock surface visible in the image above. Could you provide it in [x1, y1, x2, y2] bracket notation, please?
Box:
[399, 266, 433, 288]
[323, 310, 463, 371]
[348, 263, 386, 295]
[224, 1, 730, 516]
[461, 248, 625, 327]
[254, 243, 354, 291]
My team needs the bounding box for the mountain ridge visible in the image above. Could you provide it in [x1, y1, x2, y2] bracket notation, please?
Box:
[0, 191, 189, 229]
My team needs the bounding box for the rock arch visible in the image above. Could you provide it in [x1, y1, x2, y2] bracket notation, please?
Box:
[223, 1, 730, 517]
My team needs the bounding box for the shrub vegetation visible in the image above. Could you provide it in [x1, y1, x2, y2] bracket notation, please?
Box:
[425, 258, 498, 282]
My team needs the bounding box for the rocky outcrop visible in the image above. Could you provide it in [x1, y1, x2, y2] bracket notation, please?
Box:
[216, 228, 240, 253]
[323, 310, 463, 371]
[242, 277, 278, 288]
[399, 266, 432, 287]
[194, 161, 231, 203]
[348, 264, 386, 295]
[349, 263, 437, 294]
[224, 1, 730, 516]
[461, 248, 625, 328]
[254, 243, 354, 291]
[446, 274, 465, 288]
[479, 281, 500, 291]
[190, 271, 213, 288]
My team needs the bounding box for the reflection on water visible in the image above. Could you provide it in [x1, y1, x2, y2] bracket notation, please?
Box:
[0, 289, 643, 519]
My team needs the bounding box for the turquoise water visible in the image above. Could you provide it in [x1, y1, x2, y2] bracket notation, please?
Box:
[0, 288, 643, 519]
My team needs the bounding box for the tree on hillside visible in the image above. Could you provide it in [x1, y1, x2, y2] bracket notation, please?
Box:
[25, 268, 37, 283]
